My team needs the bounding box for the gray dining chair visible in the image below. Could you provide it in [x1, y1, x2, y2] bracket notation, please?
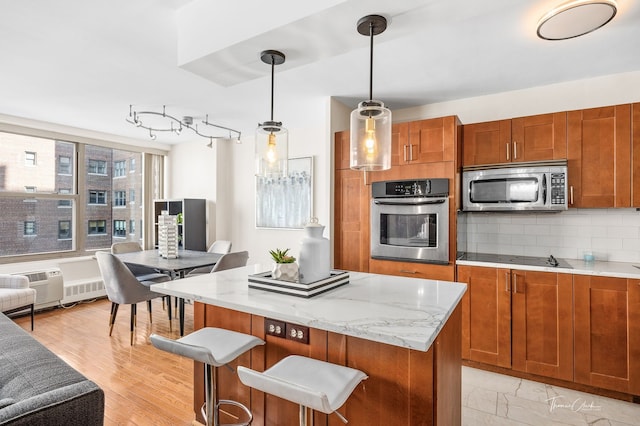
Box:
[96, 251, 172, 345]
[210, 251, 249, 273]
[186, 240, 233, 276]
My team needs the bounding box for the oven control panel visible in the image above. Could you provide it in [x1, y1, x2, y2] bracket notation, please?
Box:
[372, 178, 449, 198]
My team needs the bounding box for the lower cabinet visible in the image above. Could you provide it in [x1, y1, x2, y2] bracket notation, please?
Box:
[458, 265, 640, 396]
[511, 270, 573, 381]
[369, 259, 455, 281]
[573, 275, 640, 394]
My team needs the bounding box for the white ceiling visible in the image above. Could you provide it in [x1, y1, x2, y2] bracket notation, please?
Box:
[0, 0, 638, 145]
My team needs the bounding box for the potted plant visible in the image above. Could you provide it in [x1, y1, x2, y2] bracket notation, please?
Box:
[269, 248, 298, 282]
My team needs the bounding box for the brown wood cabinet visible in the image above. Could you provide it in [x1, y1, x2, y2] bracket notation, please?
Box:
[462, 113, 567, 166]
[195, 302, 462, 425]
[458, 265, 511, 368]
[633, 103, 640, 207]
[573, 275, 640, 394]
[567, 104, 632, 208]
[511, 270, 573, 381]
[458, 265, 573, 380]
[334, 168, 369, 272]
[393, 117, 456, 165]
[369, 258, 454, 281]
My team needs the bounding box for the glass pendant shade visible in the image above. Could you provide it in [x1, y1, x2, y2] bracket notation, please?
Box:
[255, 120, 288, 178]
[350, 100, 392, 171]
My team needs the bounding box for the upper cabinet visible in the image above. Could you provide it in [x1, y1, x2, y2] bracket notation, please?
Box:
[567, 105, 631, 208]
[462, 113, 567, 166]
[393, 117, 457, 166]
[335, 129, 351, 170]
[633, 103, 640, 207]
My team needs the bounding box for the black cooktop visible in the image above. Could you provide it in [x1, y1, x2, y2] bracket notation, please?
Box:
[457, 252, 573, 269]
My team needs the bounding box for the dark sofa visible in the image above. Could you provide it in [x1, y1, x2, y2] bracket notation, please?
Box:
[0, 313, 104, 425]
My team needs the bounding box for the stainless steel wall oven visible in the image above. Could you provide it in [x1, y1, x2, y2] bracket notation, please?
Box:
[371, 179, 449, 264]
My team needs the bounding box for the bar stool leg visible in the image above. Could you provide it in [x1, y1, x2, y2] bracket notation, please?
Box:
[203, 363, 218, 426]
[299, 405, 314, 426]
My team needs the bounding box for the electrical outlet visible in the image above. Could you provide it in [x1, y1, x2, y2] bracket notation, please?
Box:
[265, 318, 286, 338]
[285, 323, 309, 344]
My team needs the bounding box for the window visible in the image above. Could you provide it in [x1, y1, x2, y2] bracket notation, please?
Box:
[89, 190, 107, 205]
[130, 189, 135, 204]
[58, 220, 72, 239]
[114, 220, 126, 237]
[88, 220, 107, 235]
[58, 189, 72, 207]
[114, 160, 126, 177]
[58, 156, 72, 174]
[114, 191, 126, 207]
[25, 151, 36, 166]
[88, 159, 107, 175]
[130, 158, 136, 172]
[0, 131, 157, 258]
[23, 186, 37, 203]
[129, 219, 136, 235]
[24, 221, 36, 236]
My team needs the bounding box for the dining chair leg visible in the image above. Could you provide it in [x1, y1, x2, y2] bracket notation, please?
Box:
[179, 297, 185, 337]
[147, 300, 153, 324]
[130, 303, 137, 345]
[166, 296, 172, 332]
[109, 303, 119, 336]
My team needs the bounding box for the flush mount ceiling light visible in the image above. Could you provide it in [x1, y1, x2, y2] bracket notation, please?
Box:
[350, 14, 392, 172]
[256, 50, 288, 178]
[126, 105, 242, 147]
[537, 0, 617, 40]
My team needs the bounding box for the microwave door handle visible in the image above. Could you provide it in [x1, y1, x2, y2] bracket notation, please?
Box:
[542, 174, 547, 205]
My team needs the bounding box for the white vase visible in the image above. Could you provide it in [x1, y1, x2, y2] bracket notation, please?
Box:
[298, 219, 330, 284]
[272, 262, 299, 282]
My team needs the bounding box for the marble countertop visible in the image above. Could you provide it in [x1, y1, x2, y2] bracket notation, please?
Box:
[457, 255, 640, 279]
[150, 264, 467, 352]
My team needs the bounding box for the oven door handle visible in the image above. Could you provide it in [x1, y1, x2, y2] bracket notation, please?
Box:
[373, 199, 447, 206]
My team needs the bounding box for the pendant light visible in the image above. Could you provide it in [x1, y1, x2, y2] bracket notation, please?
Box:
[256, 50, 288, 178]
[350, 15, 392, 172]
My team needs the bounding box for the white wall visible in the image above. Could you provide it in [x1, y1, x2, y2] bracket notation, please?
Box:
[169, 97, 333, 265]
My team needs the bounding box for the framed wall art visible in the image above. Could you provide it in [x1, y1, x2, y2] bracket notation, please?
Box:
[255, 156, 313, 229]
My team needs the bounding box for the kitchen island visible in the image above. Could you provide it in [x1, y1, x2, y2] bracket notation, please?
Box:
[151, 264, 466, 425]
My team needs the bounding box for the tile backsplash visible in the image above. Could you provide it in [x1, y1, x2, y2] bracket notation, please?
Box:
[458, 208, 640, 263]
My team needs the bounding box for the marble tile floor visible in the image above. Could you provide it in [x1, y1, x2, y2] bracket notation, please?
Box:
[462, 367, 640, 425]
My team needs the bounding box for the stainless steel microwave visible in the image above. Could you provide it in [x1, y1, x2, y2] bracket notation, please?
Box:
[462, 161, 568, 212]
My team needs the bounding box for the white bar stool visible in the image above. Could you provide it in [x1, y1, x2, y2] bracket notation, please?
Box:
[150, 328, 265, 426]
[237, 355, 367, 425]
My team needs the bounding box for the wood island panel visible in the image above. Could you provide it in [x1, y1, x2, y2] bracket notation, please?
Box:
[194, 303, 462, 425]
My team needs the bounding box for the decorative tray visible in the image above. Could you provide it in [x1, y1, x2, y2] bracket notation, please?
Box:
[248, 270, 349, 298]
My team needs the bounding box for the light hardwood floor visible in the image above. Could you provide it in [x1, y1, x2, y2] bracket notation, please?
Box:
[13, 297, 197, 426]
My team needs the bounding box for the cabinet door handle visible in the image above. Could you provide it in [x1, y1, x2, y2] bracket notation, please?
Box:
[399, 269, 417, 274]
[513, 274, 517, 293]
[505, 272, 511, 293]
[506, 143, 510, 161]
[363, 171, 369, 186]
[403, 145, 408, 162]
[570, 186, 574, 205]
[513, 141, 517, 160]
[409, 144, 414, 161]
